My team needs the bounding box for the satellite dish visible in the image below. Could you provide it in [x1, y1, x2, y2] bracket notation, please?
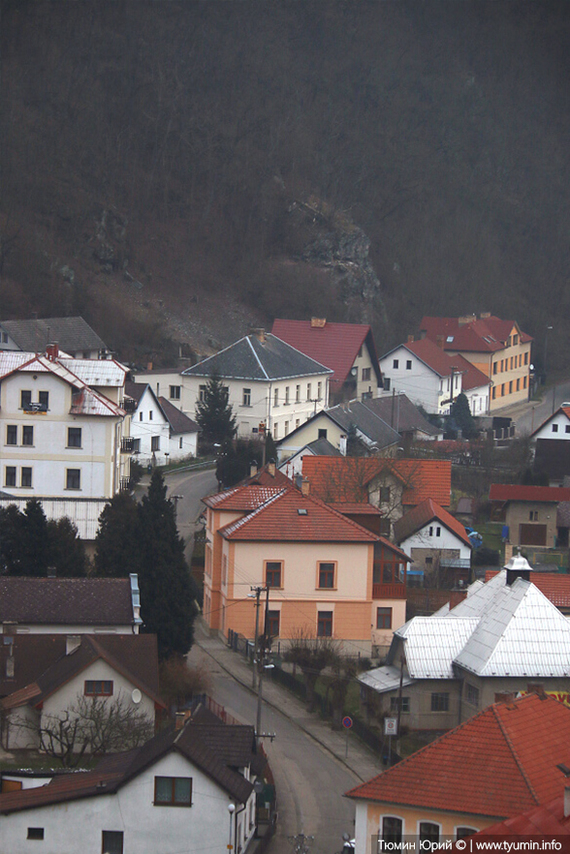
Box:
[131, 688, 142, 705]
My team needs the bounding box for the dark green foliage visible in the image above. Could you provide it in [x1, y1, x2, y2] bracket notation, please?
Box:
[346, 422, 368, 457]
[95, 474, 200, 657]
[0, 504, 25, 575]
[449, 394, 478, 440]
[216, 438, 264, 488]
[94, 492, 141, 578]
[265, 432, 278, 465]
[196, 374, 237, 452]
[46, 517, 87, 578]
[0, 500, 86, 577]
[137, 471, 200, 658]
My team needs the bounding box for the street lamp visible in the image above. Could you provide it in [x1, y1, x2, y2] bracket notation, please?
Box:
[228, 803, 235, 854]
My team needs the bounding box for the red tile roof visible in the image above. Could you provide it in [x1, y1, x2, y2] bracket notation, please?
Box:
[346, 693, 570, 818]
[420, 316, 533, 353]
[219, 487, 379, 543]
[203, 484, 284, 511]
[489, 484, 570, 503]
[474, 793, 570, 837]
[394, 498, 472, 547]
[271, 318, 381, 393]
[404, 338, 456, 377]
[302, 456, 452, 507]
[485, 570, 570, 608]
[452, 352, 491, 391]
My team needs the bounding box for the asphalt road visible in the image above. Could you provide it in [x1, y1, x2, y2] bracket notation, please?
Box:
[190, 644, 359, 854]
[163, 466, 218, 561]
[514, 380, 570, 435]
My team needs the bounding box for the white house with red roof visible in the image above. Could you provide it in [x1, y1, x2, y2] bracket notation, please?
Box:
[202, 478, 410, 655]
[346, 691, 570, 854]
[379, 337, 491, 415]
[419, 313, 532, 411]
[0, 347, 131, 542]
[272, 317, 383, 404]
[393, 497, 472, 586]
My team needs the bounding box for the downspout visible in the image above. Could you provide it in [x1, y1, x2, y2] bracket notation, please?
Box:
[267, 382, 272, 441]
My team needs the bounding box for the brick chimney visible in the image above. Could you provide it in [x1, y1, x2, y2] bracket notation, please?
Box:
[494, 692, 516, 704]
[436, 335, 445, 349]
[301, 478, 310, 497]
[251, 328, 266, 343]
[250, 461, 258, 477]
[311, 317, 326, 328]
[480, 312, 491, 319]
[407, 334, 415, 344]
[146, 361, 153, 371]
[267, 459, 276, 477]
[449, 585, 467, 610]
[46, 342, 59, 361]
[527, 682, 546, 698]
[458, 315, 477, 326]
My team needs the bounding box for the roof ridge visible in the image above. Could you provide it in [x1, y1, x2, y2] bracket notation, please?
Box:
[492, 704, 541, 805]
[246, 336, 270, 380]
[219, 487, 290, 536]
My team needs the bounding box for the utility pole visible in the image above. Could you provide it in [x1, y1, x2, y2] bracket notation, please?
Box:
[251, 587, 261, 690]
[256, 585, 271, 739]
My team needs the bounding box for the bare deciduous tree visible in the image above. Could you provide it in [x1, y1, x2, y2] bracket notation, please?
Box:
[15, 694, 154, 768]
[284, 628, 338, 714]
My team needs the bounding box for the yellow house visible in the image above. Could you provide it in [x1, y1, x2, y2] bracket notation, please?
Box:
[202, 474, 409, 656]
[346, 692, 570, 854]
[420, 314, 532, 411]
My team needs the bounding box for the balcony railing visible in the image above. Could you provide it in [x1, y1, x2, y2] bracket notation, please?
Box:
[120, 437, 135, 453]
[372, 582, 406, 600]
[120, 476, 132, 492]
[120, 398, 138, 413]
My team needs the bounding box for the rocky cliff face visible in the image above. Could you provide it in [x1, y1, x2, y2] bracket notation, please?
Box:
[287, 198, 386, 328]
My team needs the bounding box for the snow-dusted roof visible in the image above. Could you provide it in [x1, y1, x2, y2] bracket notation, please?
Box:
[60, 357, 127, 387]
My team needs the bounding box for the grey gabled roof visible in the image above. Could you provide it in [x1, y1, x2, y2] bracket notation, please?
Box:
[181, 333, 332, 382]
[327, 399, 401, 449]
[354, 394, 440, 437]
[0, 317, 107, 353]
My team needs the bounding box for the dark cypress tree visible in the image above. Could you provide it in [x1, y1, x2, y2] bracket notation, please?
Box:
[20, 499, 50, 576]
[195, 373, 237, 451]
[94, 492, 141, 578]
[46, 517, 87, 577]
[449, 393, 478, 439]
[0, 504, 25, 575]
[137, 471, 199, 658]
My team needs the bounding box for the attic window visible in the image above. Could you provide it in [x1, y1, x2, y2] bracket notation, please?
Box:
[298, 508, 308, 516]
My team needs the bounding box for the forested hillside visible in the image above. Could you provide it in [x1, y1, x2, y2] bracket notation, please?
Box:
[1, 1, 569, 368]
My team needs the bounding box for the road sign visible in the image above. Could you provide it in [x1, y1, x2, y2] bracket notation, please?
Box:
[384, 717, 398, 736]
[342, 716, 353, 729]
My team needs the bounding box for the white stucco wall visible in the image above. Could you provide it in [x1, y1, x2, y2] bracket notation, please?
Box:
[379, 346, 463, 415]
[533, 413, 570, 440]
[399, 524, 471, 560]
[0, 751, 256, 854]
[1, 372, 125, 499]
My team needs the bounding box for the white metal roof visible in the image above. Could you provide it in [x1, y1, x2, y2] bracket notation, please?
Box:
[395, 617, 478, 679]
[454, 579, 570, 678]
[61, 358, 127, 386]
[358, 664, 414, 694]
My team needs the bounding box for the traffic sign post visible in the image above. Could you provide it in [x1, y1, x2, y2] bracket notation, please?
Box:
[342, 716, 353, 758]
[384, 717, 398, 766]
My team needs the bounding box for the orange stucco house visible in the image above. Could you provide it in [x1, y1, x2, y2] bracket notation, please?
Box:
[202, 473, 409, 656]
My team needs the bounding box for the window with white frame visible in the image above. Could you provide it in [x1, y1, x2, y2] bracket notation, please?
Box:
[169, 385, 181, 400]
[242, 388, 251, 406]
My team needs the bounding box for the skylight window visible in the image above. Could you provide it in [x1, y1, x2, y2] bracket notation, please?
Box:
[297, 508, 308, 516]
[446, 336, 454, 343]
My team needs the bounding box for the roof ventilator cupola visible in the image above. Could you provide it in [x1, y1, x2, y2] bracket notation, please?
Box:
[504, 550, 533, 586]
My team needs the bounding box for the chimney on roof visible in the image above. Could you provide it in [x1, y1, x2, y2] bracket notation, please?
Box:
[301, 477, 310, 497]
[267, 459, 276, 477]
[251, 328, 266, 343]
[250, 461, 258, 477]
[46, 342, 59, 361]
[504, 552, 533, 586]
[311, 317, 326, 328]
[407, 334, 414, 344]
[458, 315, 477, 326]
[436, 335, 445, 349]
[494, 692, 516, 704]
[147, 361, 153, 371]
[175, 710, 192, 730]
[527, 682, 546, 698]
[449, 584, 467, 610]
[480, 312, 491, 319]
[66, 635, 81, 655]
